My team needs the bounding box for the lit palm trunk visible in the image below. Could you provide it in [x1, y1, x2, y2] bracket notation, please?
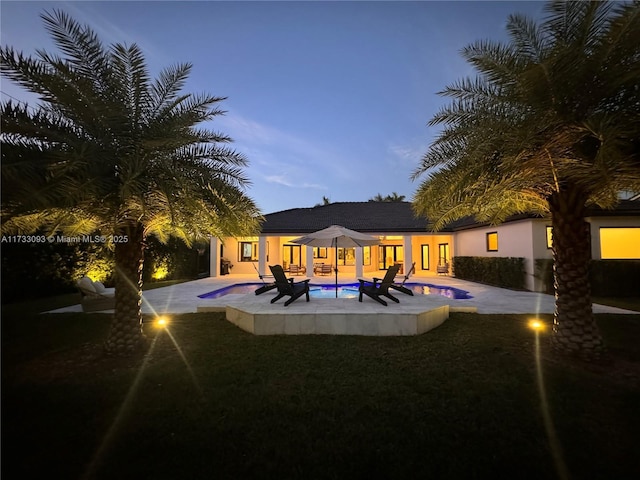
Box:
[105, 224, 146, 355]
[549, 187, 604, 359]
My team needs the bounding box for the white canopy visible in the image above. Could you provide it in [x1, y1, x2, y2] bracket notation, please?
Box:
[290, 225, 380, 248]
[290, 225, 380, 297]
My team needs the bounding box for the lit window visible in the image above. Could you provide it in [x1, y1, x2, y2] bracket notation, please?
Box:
[238, 241, 258, 262]
[313, 247, 328, 259]
[362, 246, 371, 266]
[486, 232, 498, 252]
[338, 248, 355, 266]
[546, 226, 553, 249]
[600, 228, 640, 259]
[421, 244, 430, 270]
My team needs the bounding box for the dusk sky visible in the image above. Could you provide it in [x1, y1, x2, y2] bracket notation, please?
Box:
[1, 1, 545, 214]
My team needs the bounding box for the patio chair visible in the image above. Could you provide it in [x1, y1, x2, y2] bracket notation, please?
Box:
[358, 264, 401, 306]
[437, 262, 450, 275]
[289, 264, 306, 276]
[318, 264, 333, 276]
[252, 263, 277, 295]
[268, 265, 310, 306]
[389, 262, 416, 296]
[76, 276, 115, 312]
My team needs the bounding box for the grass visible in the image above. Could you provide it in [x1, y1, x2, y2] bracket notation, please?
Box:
[2, 301, 640, 480]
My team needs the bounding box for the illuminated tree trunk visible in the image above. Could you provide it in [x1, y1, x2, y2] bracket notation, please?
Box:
[548, 185, 605, 359]
[104, 223, 146, 355]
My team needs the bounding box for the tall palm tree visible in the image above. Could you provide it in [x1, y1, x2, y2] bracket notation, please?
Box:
[412, 1, 640, 359]
[1, 10, 262, 355]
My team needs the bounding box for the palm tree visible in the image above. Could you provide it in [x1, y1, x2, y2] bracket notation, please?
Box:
[412, 1, 640, 359]
[314, 195, 331, 207]
[369, 192, 406, 202]
[1, 10, 262, 355]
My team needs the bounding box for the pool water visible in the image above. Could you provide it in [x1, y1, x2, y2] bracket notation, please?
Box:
[198, 282, 472, 300]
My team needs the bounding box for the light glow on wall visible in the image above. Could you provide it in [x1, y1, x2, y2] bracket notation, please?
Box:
[600, 228, 640, 259]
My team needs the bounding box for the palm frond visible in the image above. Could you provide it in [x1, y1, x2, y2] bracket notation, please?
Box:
[507, 13, 550, 62]
[414, 0, 640, 230]
[147, 63, 192, 119]
[40, 9, 108, 81]
[2, 9, 260, 243]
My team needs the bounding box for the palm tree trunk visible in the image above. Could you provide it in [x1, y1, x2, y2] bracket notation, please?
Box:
[104, 223, 146, 355]
[548, 186, 605, 359]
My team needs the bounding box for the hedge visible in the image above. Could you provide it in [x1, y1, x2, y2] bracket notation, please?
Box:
[1, 235, 210, 304]
[1, 239, 115, 303]
[535, 259, 640, 297]
[142, 237, 209, 282]
[452, 256, 526, 290]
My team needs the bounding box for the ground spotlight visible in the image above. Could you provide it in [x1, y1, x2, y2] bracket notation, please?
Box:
[155, 316, 169, 329]
[528, 319, 545, 331]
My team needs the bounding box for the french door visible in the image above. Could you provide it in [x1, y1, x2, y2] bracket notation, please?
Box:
[282, 245, 302, 270]
[378, 245, 403, 270]
[438, 243, 450, 265]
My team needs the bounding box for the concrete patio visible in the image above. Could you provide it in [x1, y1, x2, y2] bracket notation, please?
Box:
[48, 273, 635, 317]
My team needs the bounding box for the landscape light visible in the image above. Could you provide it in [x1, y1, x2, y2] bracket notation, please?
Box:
[528, 319, 545, 331]
[155, 317, 169, 329]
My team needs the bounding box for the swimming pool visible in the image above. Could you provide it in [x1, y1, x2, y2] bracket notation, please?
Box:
[198, 282, 472, 300]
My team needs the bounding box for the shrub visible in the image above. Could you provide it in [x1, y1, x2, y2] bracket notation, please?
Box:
[1, 233, 210, 303]
[590, 260, 640, 297]
[143, 237, 209, 282]
[1, 238, 114, 303]
[534, 258, 640, 297]
[453, 256, 526, 290]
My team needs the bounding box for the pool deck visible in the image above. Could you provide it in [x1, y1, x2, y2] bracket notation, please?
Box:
[48, 273, 635, 316]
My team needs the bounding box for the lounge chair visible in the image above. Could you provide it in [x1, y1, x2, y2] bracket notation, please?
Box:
[269, 265, 310, 306]
[252, 263, 277, 295]
[389, 262, 416, 296]
[289, 264, 306, 276]
[358, 264, 401, 306]
[76, 276, 115, 312]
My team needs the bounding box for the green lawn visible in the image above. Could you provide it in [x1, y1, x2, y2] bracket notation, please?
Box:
[2, 304, 639, 479]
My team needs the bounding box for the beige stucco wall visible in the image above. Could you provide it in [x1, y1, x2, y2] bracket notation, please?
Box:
[213, 216, 639, 284]
[454, 219, 540, 291]
[213, 232, 456, 279]
[409, 234, 454, 274]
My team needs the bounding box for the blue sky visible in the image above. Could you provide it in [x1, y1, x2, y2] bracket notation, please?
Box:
[1, 1, 545, 214]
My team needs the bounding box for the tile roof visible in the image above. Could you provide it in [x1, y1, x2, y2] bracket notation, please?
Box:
[261, 202, 431, 234]
[260, 199, 640, 235]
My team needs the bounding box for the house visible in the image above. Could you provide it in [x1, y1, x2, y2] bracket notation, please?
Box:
[209, 200, 640, 292]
